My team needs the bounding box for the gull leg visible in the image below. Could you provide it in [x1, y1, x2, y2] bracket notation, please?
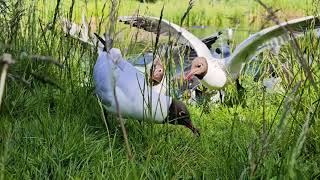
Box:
[195, 88, 203, 101]
[236, 78, 245, 94]
[219, 90, 225, 103]
[236, 78, 246, 106]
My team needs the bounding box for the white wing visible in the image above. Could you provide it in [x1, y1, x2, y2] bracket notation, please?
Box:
[119, 16, 213, 60]
[227, 16, 320, 75]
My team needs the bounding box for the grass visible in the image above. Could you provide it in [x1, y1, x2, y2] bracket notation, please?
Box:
[1, 0, 320, 179]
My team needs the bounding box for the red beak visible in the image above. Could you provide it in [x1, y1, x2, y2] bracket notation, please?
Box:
[185, 122, 200, 136]
[184, 70, 194, 81]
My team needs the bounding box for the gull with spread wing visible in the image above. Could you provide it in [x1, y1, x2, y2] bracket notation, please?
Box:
[119, 16, 320, 90]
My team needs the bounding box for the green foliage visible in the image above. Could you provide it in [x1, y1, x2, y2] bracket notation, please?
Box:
[1, 0, 320, 179]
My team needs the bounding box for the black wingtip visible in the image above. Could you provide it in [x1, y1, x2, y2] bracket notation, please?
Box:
[94, 33, 105, 44]
[94, 33, 107, 51]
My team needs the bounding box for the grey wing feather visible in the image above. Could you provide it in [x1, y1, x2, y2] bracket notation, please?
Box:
[227, 16, 320, 74]
[118, 16, 213, 60]
[254, 31, 307, 56]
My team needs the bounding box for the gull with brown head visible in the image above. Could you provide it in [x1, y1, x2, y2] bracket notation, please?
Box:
[119, 16, 320, 90]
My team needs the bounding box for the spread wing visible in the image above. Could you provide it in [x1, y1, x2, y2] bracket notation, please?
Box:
[118, 16, 213, 60]
[227, 16, 320, 75]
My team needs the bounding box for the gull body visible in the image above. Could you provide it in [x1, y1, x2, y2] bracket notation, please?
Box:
[94, 48, 170, 122]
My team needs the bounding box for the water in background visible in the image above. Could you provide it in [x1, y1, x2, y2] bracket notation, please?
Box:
[189, 25, 255, 49]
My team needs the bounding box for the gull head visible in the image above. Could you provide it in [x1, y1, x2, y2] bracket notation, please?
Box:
[166, 99, 200, 136]
[150, 59, 164, 85]
[185, 57, 208, 81]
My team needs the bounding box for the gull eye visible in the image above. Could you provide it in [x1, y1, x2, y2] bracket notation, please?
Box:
[216, 48, 222, 54]
[179, 111, 187, 117]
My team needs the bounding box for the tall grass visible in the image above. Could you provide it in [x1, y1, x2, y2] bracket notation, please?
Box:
[1, 0, 320, 179]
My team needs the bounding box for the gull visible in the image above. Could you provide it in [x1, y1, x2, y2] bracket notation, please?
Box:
[127, 30, 232, 104]
[61, 16, 200, 135]
[94, 47, 199, 135]
[119, 16, 320, 90]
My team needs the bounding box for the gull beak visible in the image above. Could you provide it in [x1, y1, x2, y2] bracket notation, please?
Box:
[185, 121, 200, 137]
[151, 66, 164, 84]
[153, 73, 163, 83]
[184, 69, 197, 81]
